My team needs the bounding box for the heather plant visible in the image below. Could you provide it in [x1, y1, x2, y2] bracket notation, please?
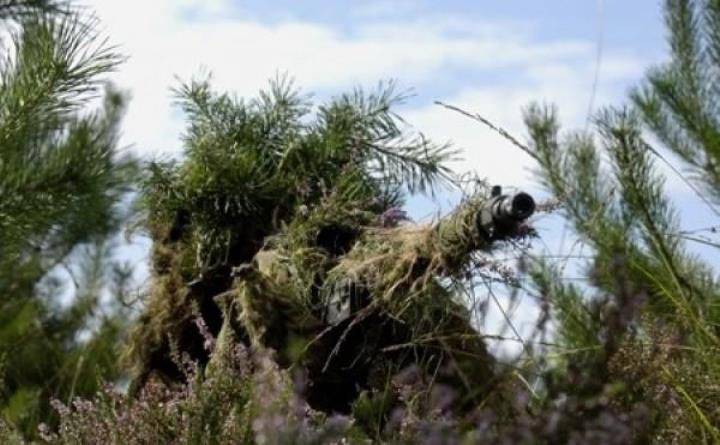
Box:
[30, 311, 654, 445]
[32, 342, 653, 444]
[33, 319, 359, 445]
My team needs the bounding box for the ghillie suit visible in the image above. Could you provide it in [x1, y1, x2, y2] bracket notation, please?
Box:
[126, 78, 534, 425]
[222, 187, 535, 415]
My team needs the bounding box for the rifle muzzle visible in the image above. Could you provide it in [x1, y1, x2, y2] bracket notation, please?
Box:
[493, 192, 535, 222]
[477, 191, 536, 241]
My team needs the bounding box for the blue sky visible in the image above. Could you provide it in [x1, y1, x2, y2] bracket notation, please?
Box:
[79, 0, 718, 348]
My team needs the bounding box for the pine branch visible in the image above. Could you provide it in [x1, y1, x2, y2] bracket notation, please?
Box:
[0, 0, 68, 19]
[633, 0, 720, 203]
[0, 14, 121, 143]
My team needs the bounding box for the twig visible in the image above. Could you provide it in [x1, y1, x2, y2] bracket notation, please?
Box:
[434, 101, 540, 162]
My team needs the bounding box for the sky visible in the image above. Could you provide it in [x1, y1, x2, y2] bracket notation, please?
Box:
[81, 0, 666, 187]
[76, 0, 720, 351]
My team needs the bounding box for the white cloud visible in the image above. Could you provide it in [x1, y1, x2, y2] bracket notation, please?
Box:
[405, 54, 647, 188]
[175, 0, 231, 15]
[79, 0, 648, 173]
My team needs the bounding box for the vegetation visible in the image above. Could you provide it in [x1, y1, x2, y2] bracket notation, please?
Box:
[0, 2, 137, 438]
[123, 76, 457, 394]
[520, 0, 720, 441]
[2, 0, 720, 443]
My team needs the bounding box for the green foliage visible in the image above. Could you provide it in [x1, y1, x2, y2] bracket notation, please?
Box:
[0, 1, 67, 19]
[525, 104, 716, 320]
[632, 0, 720, 203]
[0, 13, 130, 285]
[145, 76, 454, 272]
[0, 8, 137, 438]
[522, 1, 720, 441]
[525, 104, 720, 442]
[126, 73, 459, 409]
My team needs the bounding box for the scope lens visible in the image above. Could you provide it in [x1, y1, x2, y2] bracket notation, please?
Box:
[511, 192, 535, 219]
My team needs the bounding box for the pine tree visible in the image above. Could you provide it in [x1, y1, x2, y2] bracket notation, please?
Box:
[633, 0, 720, 203]
[0, 5, 136, 437]
[522, 0, 720, 441]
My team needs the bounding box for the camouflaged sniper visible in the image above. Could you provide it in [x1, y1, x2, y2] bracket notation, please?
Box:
[128, 186, 535, 413]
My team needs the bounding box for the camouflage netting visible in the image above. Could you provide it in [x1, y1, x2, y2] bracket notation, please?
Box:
[125, 78, 534, 428]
